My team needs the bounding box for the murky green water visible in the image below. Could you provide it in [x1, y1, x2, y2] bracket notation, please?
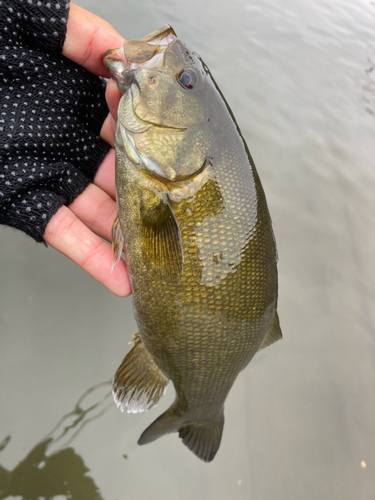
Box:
[1, 0, 375, 498]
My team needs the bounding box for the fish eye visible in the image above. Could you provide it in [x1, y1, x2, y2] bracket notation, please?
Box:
[177, 68, 198, 90]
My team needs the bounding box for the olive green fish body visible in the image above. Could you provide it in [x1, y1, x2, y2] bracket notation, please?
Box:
[104, 25, 281, 462]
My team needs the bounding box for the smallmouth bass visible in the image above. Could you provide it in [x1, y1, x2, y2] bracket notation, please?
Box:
[104, 25, 281, 462]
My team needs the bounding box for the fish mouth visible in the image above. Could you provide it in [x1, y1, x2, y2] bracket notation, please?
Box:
[104, 24, 177, 93]
[147, 159, 208, 185]
[117, 83, 189, 182]
[122, 84, 187, 133]
[118, 120, 205, 184]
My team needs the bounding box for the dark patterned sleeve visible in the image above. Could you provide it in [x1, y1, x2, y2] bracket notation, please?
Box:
[0, 0, 111, 242]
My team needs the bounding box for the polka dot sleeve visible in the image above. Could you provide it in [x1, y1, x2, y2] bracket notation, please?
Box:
[0, 0, 111, 242]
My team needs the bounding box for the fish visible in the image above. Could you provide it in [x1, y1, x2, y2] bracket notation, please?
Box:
[103, 25, 281, 463]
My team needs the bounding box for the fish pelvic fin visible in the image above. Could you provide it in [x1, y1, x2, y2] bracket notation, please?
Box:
[113, 333, 169, 413]
[258, 311, 282, 352]
[111, 216, 124, 269]
[138, 408, 224, 463]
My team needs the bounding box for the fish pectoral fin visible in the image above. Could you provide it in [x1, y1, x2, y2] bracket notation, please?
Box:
[257, 311, 282, 352]
[141, 197, 183, 276]
[112, 216, 124, 269]
[113, 333, 169, 413]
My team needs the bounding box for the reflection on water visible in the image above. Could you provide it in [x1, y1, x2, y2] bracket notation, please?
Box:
[0, 439, 103, 500]
[0, 382, 113, 500]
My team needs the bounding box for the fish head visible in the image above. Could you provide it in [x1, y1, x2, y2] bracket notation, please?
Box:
[104, 25, 215, 183]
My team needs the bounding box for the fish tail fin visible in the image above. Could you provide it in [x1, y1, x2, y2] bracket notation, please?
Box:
[138, 407, 184, 445]
[178, 414, 224, 462]
[138, 408, 224, 463]
[113, 333, 169, 413]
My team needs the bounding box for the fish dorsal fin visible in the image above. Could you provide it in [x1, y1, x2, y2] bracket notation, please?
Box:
[113, 333, 169, 413]
[141, 196, 183, 277]
[258, 312, 282, 352]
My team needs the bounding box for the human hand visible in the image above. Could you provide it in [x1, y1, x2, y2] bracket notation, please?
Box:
[43, 3, 130, 297]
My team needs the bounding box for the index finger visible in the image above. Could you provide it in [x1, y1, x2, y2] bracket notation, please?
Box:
[62, 3, 125, 77]
[44, 205, 131, 297]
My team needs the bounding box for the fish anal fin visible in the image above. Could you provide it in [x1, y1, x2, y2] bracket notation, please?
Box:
[113, 333, 169, 413]
[258, 311, 282, 352]
[112, 216, 124, 269]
